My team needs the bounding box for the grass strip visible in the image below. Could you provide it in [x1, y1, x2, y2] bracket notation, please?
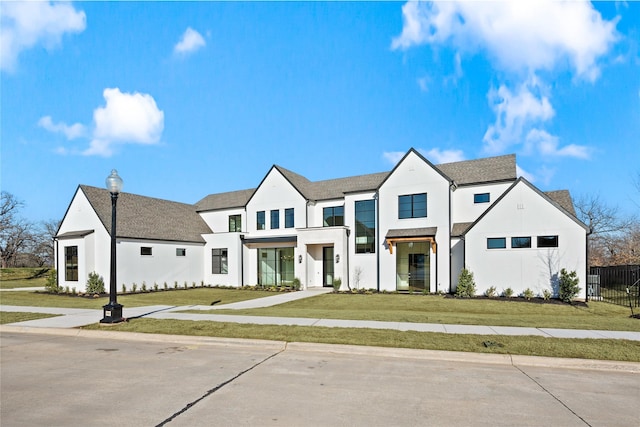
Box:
[82, 318, 640, 362]
[0, 311, 61, 324]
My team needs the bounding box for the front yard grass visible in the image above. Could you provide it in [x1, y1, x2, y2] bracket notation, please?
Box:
[186, 293, 640, 332]
[81, 318, 640, 362]
[0, 311, 60, 324]
[0, 268, 49, 289]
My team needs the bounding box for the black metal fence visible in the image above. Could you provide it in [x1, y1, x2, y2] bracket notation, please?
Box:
[589, 265, 640, 307]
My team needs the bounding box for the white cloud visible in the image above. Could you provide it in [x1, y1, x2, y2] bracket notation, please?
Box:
[525, 129, 590, 159]
[516, 164, 535, 183]
[483, 78, 554, 154]
[417, 75, 431, 92]
[392, 1, 619, 81]
[84, 88, 164, 156]
[174, 27, 205, 55]
[38, 116, 86, 140]
[1, 1, 86, 72]
[420, 148, 465, 164]
[383, 151, 405, 165]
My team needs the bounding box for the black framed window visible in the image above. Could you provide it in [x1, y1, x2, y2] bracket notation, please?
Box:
[474, 193, 490, 204]
[141, 247, 153, 256]
[270, 210, 280, 229]
[355, 200, 376, 253]
[399, 193, 427, 219]
[511, 237, 531, 249]
[64, 246, 78, 281]
[487, 238, 506, 249]
[323, 206, 344, 227]
[537, 235, 558, 248]
[229, 214, 241, 232]
[257, 211, 265, 230]
[212, 248, 228, 274]
[176, 248, 186, 256]
[285, 208, 294, 228]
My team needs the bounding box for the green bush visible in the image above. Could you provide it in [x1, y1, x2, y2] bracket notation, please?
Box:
[292, 277, 301, 291]
[523, 288, 534, 300]
[45, 269, 58, 293]
[122, 284, 127, 293]
[559, 268, 580, 302]
[455, 268, 476, 298]
[333, 277, 342, 292]
[86, 271, 105, 294]
[484, 286, 497, 297]
[543, 289, 552, 301]
[503, 287, 514, 298]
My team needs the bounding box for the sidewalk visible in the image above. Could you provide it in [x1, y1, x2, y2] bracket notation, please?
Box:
[2, 288, 639, 341]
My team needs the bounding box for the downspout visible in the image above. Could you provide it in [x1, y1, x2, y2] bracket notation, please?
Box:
[586, 228, 592, 302]
[55, 239, 59, 288]
[240, 235, 244, 287]
[447, 181, 456, 294]
[346, 228, 350, 291]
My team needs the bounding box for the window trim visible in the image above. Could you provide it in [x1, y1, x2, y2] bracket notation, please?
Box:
[284, 208, 294, 229]
[64, 246, 78, 282]
[474, 193, 490, 204]
[487, 238, 506, 249]
[270, 209, 280, 229]
[355, 199, 376, 254]
[323, 205, 344, 227]
[511, 237, 532, 249]
[141, 247, 153, 256]
[398, 193, 427, 219]
[176, 248, 186, 257]
[537, 235, 559, 248]
[256, 211, 265, 230]
[228, 214, 242, 232]
[212, 248, 228, 274]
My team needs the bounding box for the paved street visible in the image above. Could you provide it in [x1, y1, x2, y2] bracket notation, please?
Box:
[1, 330, 638, 427]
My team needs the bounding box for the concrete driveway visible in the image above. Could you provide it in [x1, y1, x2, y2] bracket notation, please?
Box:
[1, 330, 638, 427]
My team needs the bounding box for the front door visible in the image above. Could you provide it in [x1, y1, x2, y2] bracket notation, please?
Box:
[323, 246, 334, 287]
[396, 242, 430, 292]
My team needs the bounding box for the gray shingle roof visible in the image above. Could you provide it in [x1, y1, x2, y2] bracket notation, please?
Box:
[451, 222, 474, 237]
[437, 154, 516, 185]
[191, 151, 518, 210]
[195, 189, 255, 212]
[545, 190, 576, 216]
[79, 185, 212, 243]
[385, 227, 438, 238]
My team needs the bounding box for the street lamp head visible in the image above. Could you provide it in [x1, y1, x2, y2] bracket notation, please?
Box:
[106, 169, 123, 194]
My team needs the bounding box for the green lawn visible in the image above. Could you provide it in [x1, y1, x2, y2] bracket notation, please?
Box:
[0, 311, 60, 324]
[185, 293, 640, 332]
[0, 268, 49, 289]
[82, 318, 640, 362]
[0, 288, 277, 309]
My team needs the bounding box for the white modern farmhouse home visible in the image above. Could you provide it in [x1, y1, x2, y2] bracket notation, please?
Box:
[55, 148, 588, 298]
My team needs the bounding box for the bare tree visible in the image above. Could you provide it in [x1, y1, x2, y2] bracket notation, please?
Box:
[30, 219, 61, 267]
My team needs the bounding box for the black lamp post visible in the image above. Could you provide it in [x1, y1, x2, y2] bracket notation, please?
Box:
[100, 169, 124, 324]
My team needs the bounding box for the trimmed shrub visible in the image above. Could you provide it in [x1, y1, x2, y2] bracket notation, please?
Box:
[455, 268, 476, 298]
[45, 269, 58, 293]
[543, 289, 552, 301]
[333, 277, 342, 292]
[503, 287, 514, 298]
[484, 286, 497, 297]
[86, 272, 105, 294]
[292, 277, 301, 291]
[523, 288, 534, 300]
[559, 268, 580, 303]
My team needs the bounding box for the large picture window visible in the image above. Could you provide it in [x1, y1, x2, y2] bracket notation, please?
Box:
[212, 248, 228, 274]
[65, 246, 78, 281]
[399, 193, 427, 219]
[285, 208, 294, 228]
[229, 214, 241, 232]
[355, 200, 376, 253]
[323, 206, 344, 227]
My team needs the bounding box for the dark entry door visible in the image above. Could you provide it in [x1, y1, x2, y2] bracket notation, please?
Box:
[323, 246, 334, 287]
[408, 253, 427, 291]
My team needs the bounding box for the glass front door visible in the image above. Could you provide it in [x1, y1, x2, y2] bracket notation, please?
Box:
[323, 246, 334, 287]
[396, 242, 430, 292]
[258, 247, 294, 286]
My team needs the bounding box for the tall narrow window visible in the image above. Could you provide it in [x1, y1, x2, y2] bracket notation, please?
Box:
[212, 248, 228, 274]
[511, 237, 532, 249]
[399, 193, 427, 219]
[323, 206, 344, 227]
[229, 214, 242, 232]
[355, 200, 376, 253]
[65, 246, 78, 281]
[257, 211, 265, 230]
[537, 235, 558, 248]
[284, 208, 294, 228]
[270, 210, 280, 229]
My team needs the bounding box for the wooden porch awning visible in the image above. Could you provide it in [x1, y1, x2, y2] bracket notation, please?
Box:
[385, 227, 437, 254]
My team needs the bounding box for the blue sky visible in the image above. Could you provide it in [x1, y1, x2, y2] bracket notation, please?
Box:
[2, 1, 639, 224]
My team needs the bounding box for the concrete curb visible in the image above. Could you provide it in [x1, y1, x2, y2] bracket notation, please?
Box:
[3, 325, 638, 373]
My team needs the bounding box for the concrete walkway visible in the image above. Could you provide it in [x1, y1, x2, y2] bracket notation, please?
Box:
[2, 288, 639, 340]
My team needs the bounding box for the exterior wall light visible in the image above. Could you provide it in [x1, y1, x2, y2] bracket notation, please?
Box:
[335, 254, 340, 263]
